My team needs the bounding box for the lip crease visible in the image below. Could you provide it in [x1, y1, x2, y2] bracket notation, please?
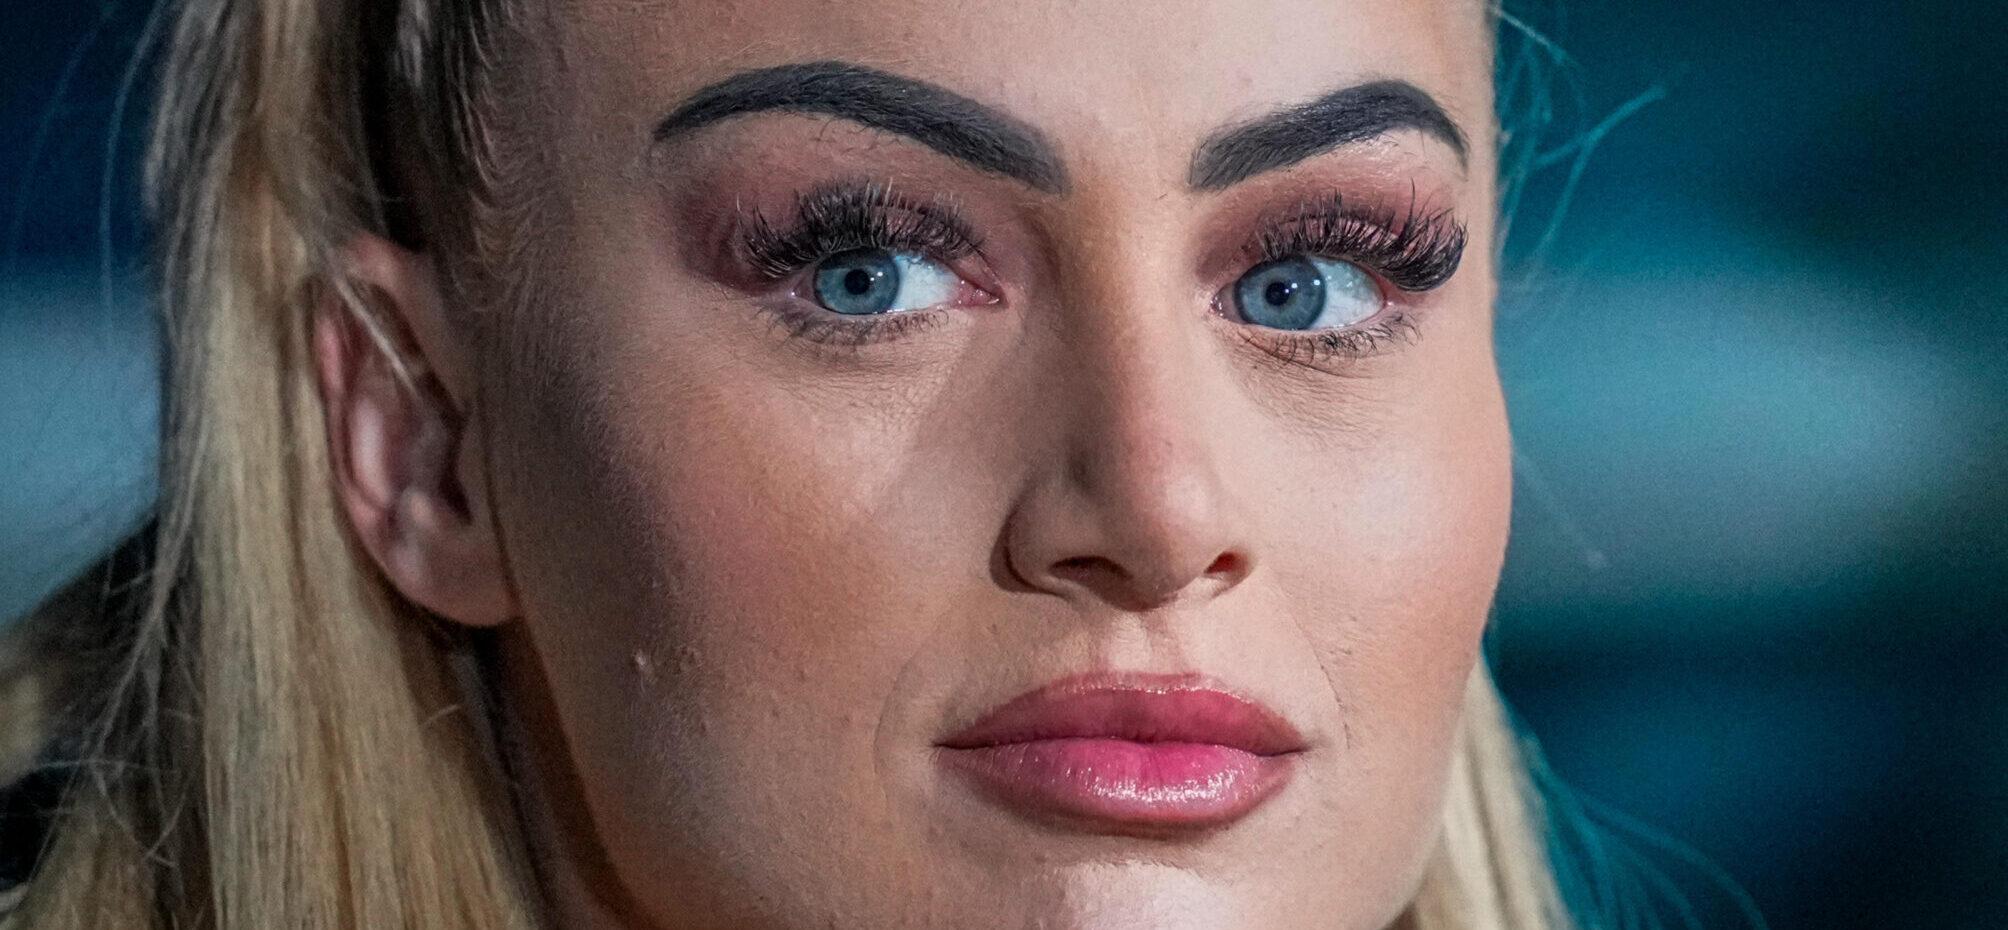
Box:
[934, 671, 1308, 832]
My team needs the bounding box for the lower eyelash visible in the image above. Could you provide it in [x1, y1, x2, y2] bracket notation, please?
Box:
[754, 299, 951, 349]
[1229, 311, 1421, 370]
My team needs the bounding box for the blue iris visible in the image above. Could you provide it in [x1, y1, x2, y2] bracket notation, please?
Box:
[813, 249, 902, 315]
[1232, 256, 1381, 331]
[1235, 257, 1325, 330]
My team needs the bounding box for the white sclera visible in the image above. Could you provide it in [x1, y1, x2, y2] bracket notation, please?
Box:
[885, 253, 961, 311]
[1304, 257, 1382, 329]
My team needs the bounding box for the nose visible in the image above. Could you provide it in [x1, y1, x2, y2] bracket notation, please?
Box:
[1003, 280, 1254, 612]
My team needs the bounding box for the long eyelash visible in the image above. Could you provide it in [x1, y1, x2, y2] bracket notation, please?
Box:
[739, 181, 984, 280]
[1249, 193, 1467, 291]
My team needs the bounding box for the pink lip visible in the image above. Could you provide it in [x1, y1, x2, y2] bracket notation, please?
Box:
[934, 672, 1307, 831]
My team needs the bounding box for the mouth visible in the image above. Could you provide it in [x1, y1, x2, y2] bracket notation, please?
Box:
[932, 671, 1308, 832]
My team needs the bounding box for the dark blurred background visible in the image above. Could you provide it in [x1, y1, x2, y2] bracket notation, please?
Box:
[3, 2, 2003, 928]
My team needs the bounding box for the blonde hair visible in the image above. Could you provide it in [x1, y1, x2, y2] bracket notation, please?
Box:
[11, 1, 1573, 927]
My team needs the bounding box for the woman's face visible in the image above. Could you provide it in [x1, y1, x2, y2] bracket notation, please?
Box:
[470, 1, 1506, 927]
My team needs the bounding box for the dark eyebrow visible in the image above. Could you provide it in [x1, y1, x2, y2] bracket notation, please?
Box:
[1189, 80, 1468, 191]
[653, 61, 1067, 193]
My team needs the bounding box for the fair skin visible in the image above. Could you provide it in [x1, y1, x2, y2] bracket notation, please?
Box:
[314, 1, 1506, 928]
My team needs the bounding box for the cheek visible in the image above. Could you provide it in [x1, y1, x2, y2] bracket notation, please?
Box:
[491, 315, 984, 917]
[1260, 327, 1511, 871]
[1314, 434, 1505, 770]
[1361, 351, 1507, 692]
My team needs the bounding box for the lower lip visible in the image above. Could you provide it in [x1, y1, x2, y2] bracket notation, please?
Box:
[937, 738, 1297, 829]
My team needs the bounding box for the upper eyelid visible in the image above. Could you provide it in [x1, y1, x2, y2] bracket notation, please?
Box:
[732, 181, 1461, 297]
[726, 185, 1010, 318]
[737, 182, 986, 276]
[1244, 195, 1443, 254]
[1240, 196, 1467, 291]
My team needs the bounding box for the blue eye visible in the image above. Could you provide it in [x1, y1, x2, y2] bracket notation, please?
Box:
[811, 248, 961, 315]
[1231, 256, 1384, 330]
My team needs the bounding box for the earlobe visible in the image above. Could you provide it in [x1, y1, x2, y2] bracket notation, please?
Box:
[312, 235, 519, 628]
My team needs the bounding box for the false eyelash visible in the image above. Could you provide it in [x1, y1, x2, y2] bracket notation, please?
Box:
[1249, 193, 1467, 292]
[739, 181, 984, 280]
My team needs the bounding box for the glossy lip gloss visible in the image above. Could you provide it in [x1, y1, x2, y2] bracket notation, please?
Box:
[934, 672, 1307, 831]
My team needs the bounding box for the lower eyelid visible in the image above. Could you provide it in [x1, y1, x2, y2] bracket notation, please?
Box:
[1207, 278, 1424, 365]
[758, 297, 953, 349]
[1242, 315, 1419, 369]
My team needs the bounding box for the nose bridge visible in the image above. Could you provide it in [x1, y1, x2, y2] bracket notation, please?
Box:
[1004, 228, 1252, 609]
[1046, 207, 1203, 428]
[1058, 267, 1219, 509]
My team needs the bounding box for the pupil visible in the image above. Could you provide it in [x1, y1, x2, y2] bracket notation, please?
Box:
[1232, 256, 1326, 331]
[844, 268, 874, 295]
[813, 249, 903, 315]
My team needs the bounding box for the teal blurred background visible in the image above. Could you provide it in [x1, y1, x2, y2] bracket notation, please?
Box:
[3, 2, 2003, 927]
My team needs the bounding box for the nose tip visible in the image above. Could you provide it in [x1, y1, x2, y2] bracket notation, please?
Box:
[1001, 442, 1254, 611]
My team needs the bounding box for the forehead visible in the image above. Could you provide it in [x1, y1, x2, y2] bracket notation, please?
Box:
[540, 0, 1495, 172]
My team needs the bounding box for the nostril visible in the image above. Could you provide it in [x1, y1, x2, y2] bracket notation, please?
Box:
[1204, 551, 1245, 579]
[1043, 549, 1248, 610]
[1051, 555, 1119, 582]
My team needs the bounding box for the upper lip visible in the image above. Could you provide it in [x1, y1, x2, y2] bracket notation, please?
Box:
[936, 671, 1308, 756]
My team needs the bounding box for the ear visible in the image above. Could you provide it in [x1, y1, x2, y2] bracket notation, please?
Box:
[312, 235, 517, 627]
